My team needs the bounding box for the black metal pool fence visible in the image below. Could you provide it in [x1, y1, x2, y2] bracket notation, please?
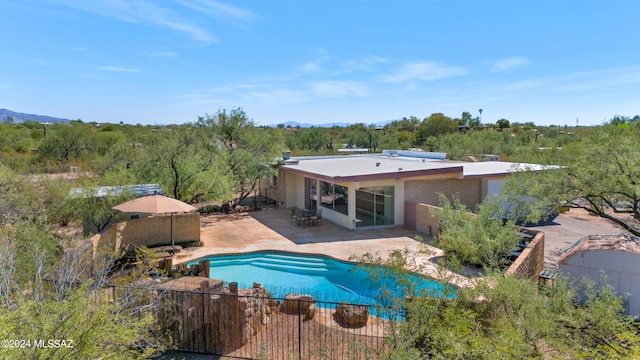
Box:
[39, 279, 404, 359]
[158, 288, 402, 359]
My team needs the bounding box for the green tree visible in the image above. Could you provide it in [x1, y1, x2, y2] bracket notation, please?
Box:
[503, 123, 640, 236]
[297, 127, 330, 151]
[0, 124, 34, 154]
[37, 123, 93, 170]
[496, 118, 510, 129]
[459, 111, 473, 126]
[0, 165, 48, 224]
[416, 113, 458, 145]
[130, 126, 232, 203]
[452, 111, 481, 129]
[197, 108, 286, 211]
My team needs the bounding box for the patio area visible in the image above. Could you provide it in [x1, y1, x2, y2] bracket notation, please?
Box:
[175, 207, 474, 288]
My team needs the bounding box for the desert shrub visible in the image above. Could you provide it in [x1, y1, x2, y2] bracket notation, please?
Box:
[198, 204, 222, 214]
[432, 195, 520, 270]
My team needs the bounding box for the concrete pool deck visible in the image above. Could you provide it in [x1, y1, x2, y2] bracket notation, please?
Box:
[176, 208, 474, 288]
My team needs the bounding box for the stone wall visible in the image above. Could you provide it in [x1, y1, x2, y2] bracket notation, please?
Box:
[157, 281, 271, 354]
[92, 212, 200, 252]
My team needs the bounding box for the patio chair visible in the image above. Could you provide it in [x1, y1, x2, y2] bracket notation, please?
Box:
[309, 208, 322, 226]
[290, 207, 299, 225]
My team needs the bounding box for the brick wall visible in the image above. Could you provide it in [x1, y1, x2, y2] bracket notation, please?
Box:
[405, 178, 482, 211]
[93, 212, 201, 252]
[506, 231, 545, 280]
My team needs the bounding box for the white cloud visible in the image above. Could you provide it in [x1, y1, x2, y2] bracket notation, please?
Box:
[46, 0, 218, 43]
[300, 48, 331, 73]
[93, 66, 139, 72]
[64, 47, 89, 52]
[380, 62, 468, 83]
[176, 0, 255, 22]
[176, 83, 309, 107]
[154, 16, 217, 43]
[340, 56, 389, 73]
[552, 66, 640, 92]
[246, 89, 309, 104]
[311, 81, 370, 97]
[492, 57, 530, 72]
[300, 54, 388, 75]
[300, 62, 323, 73]
[144, 51, 178, 58]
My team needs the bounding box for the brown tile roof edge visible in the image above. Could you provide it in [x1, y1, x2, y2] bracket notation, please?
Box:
[558, 234, 640, 264]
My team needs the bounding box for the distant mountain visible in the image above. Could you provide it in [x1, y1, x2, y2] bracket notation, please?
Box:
[268, 119, 395, 128]
[0, 108, 71, 124]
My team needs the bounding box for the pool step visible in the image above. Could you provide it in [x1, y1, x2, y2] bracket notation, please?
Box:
[261, 253, 327, 264]
[206, 253, 342, 272]
[253, 258, 330, 269]
[250, 261, 331, 273]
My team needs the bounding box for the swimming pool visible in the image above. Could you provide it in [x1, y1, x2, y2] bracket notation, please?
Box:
[191, 251, 453, 308]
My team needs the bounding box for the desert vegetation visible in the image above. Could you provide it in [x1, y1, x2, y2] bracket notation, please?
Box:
[1, 110, 640, 358]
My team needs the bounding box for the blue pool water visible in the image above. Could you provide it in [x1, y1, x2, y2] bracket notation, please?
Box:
[191, 251, 453, 310]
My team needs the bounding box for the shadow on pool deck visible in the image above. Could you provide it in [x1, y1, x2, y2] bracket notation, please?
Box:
[252, 208, 424, 244]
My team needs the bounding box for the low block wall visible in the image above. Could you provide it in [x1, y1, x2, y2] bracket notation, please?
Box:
[506, 231, 545, 279]
[415, 203, 442, 237]
[93, 212, 200, 252]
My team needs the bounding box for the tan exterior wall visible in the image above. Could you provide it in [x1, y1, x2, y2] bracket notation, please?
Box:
[506, 231, 545, 279]
[93, 212, 201, 252]
[405, 178, 482, 211]
[415, 203, 442, 237]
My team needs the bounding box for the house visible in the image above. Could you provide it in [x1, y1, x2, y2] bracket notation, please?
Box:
[277, 150, 550, 230]
[558, 234, 640, 317]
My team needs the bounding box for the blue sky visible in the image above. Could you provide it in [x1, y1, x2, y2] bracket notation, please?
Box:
[1, 1, 639, 126]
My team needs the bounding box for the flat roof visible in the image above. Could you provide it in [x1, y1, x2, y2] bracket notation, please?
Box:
[281, 153, 552, 183]
[282, 154, 463, 183]
[453, 161, 552, 178]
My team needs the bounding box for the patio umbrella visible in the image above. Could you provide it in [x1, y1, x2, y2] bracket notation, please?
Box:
[112, 194, 197, 246]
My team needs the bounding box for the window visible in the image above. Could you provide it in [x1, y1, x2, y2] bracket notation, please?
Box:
[319, 181, 348, 215]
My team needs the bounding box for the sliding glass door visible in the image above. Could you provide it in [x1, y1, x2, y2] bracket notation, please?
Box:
[355, 186, 394, 227]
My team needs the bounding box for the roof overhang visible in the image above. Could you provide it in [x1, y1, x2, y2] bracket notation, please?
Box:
[282, 165, 463, 184]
